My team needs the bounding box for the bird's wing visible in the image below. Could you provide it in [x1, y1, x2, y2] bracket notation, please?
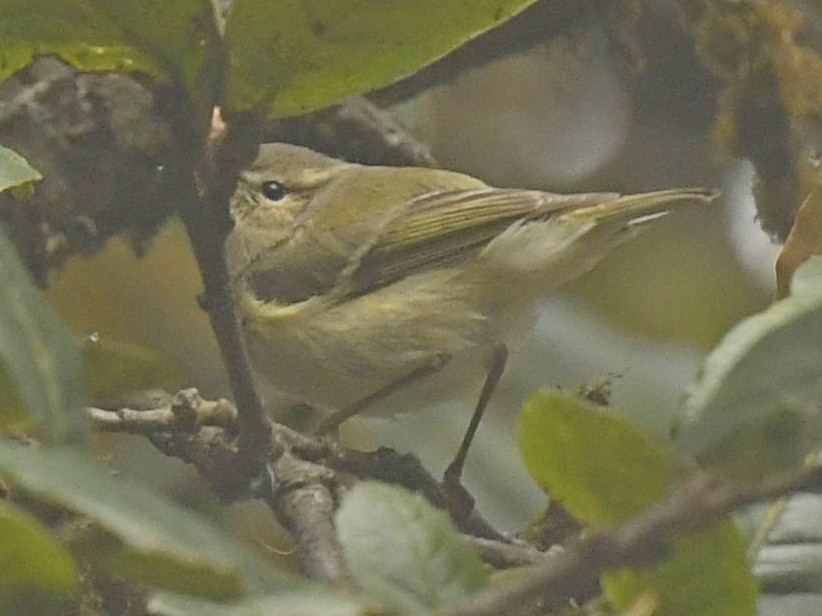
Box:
[344, 188, 616, 297]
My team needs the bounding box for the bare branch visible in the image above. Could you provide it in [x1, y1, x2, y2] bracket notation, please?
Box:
[90, 392, 352, 585]
[86, 391, 507, 542]
[263, 453, 353, 586]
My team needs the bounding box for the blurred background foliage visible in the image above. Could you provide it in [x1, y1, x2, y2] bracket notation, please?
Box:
[33, 0, 816, 576]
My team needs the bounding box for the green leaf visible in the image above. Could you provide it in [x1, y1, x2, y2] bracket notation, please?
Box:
[0, 159, 86, 444]
[147, 591, 370, 616]
[336, 481, 489, 614]
[675, 256, 822, 477]
[520, 392, 677, 524]
[224, 0, 540, 117]
[0, 442, 295, 598]
[0, 0, 221, 116]
[0, 145, 41, 194]
[0, 501, 79, 615]
[84, 336, 185, 403]
[519, 389, 757, 616]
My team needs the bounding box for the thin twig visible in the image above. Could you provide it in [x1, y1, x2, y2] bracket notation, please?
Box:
[89, 389, 237, 434]
[461, 535, 554, 569]
[179, 114, 271, 462]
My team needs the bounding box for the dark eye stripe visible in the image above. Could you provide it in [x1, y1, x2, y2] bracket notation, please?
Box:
[261, 181, 287, 201]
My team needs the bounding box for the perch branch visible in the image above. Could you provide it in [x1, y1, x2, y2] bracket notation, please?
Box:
[87, 391, 505, 542]
[87, 391, 822, 612]
[89, 390, 822, 615]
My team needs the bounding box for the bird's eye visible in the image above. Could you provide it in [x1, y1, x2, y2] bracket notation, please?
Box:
[261, 180, 288, 202]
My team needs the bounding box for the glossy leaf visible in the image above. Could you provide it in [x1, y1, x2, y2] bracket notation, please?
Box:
[0, 442, 294, 598]
[0, 501, 78, 615]
[676, 256, 822, 477]
[519, 389, 756, 616]
[0, 0, 221, 115]
[224, 0, 540, 117]
[0, 153, 86, 444]
[336, 481, 489, 614]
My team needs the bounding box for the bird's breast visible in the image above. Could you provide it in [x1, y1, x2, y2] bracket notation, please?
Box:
[240, 266, 538, 416]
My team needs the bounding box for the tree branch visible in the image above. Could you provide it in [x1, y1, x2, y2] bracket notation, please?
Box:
[87, 391, 822, 614]
[87, 391, 506, 543]
[433, 468, 822, 616]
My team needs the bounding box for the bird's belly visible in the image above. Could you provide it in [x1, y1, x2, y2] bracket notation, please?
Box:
[241, 268, 538, 417]
[250, 333, 497, 417]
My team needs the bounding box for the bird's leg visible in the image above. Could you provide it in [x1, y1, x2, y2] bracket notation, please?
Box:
[443, 343, 509, 486]
[312, 354, 452, 435]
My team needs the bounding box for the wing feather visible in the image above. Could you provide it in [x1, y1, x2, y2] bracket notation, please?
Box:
[346, 188, 617, 296]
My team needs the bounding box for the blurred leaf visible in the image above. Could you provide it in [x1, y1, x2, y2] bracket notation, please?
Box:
[568, 226, 763, 349]
[776, 183, 822, 298]
[148, 591, 370, 616]
[45, 225, 219, 396]
[84, 335, 185, 403]
[758, 594, 822, 616]
[519, 389, 756, 616]
[0, 441, 295, 598]
[0, 155, 86, 444]
[788, 254, 822, 297]
[0, 148, 39, 433]
[0, 501, 78, 615]
[0, 145, 41, 193]
[224, 0, 540, 117]
[741, 492, 822, 615]
[336, 481, 489, 614]
[675, 256, 822, 477]
[0, 0, 221, 117]
[0, 362, 32, 433]
[754, 500, 822, 593]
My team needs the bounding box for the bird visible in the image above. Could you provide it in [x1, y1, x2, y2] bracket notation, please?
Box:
[225, 143, 716, 479]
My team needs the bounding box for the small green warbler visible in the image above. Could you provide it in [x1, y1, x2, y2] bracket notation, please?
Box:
[226, 143, 715, 443]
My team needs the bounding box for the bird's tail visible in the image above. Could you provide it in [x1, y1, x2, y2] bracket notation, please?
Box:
[561, 188, 719, 227]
